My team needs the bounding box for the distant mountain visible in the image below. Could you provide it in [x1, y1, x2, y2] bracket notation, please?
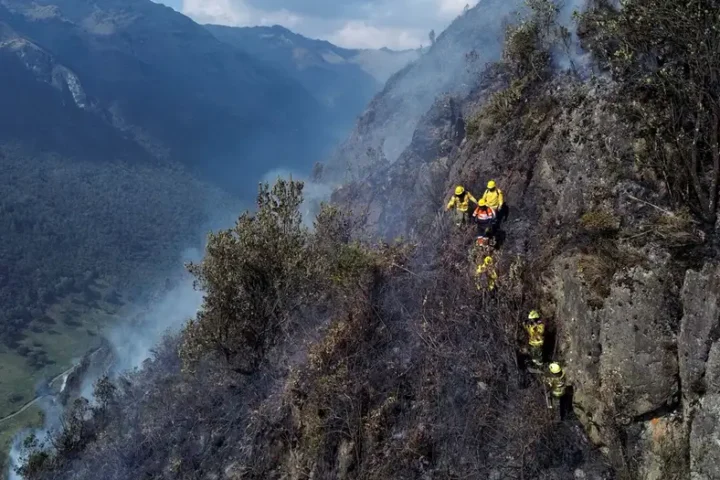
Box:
[324, 0, 521, 181]
[0, 0, 335, 365]
[0, 0, 330, 195]
[206, 24, 420, 141]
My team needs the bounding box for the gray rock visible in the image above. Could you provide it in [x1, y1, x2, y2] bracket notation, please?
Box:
[680, 264, 720, 480]
[679, 265, 720, 402]
[552, 257, 681, 477]
[598, 267, 678, 418]
[689, 394, 720, 480]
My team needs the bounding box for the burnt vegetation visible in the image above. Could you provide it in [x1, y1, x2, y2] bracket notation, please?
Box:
[15, 0, 720, 478]
[15, 178, 602, 480]
[579, 0, 720, 223]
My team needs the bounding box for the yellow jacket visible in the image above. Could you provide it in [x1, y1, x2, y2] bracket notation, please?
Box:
[546, 371, 566, 397]
[476, 263, 498, 290]
[447, 192, 477, 212]
[524, 323, 545, 347]
[479, 188, 504, 210]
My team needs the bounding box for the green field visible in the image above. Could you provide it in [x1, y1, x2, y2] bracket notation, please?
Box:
[0, 279, 125, 475]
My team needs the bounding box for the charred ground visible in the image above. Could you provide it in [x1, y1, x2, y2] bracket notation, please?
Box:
[13, 0, 720, 479]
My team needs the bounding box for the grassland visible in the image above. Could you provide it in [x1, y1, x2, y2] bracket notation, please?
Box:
[0, 279, 125, 477]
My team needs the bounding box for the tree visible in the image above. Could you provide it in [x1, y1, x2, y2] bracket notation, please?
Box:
[580, 0, 720, 222]
[428, 29, 436, 45]
[180, 179, 311, 374]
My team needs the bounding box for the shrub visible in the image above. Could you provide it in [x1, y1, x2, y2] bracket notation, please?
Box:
[466, 0, 568, 139]
[180, 179, 310, 374]
[579, 0, 720, 222]
[180, 180, 410, 375]
[580, 210, 620, 234]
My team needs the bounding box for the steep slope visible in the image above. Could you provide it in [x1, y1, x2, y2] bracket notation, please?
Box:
[0, 0, 328, 194]
[205, 24, 418, 142]
[15, 1, 720, 480]
[327, 2, 719, 478]
[322, 0, 521, 182]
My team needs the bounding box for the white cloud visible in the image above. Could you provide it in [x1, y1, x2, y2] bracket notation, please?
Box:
[437, 0, 475, 16]
[182, 0, 251, 24]
[179, 0, 477, 49]
[328, 21, 424, 49]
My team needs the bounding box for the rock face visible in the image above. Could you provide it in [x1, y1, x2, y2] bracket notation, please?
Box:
[331, 70, 717, 479]
[553, 256, 684, 478]
[680, 265, 720, 480]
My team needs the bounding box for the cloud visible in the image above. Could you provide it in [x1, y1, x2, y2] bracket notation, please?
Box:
[180, 0, 479, 49]
[328, 21, 424, 49]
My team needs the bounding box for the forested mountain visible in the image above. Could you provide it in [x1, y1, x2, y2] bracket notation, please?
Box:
[0, 0, 354, 436]
[206, 24, 420, 140]
[0, 0, 330, 194]
[14, 0, 720, 479]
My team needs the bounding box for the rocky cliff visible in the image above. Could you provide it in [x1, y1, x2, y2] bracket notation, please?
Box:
[330, 36, 718, 480]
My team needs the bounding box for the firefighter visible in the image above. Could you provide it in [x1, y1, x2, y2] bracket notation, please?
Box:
[478, 180, 504, 213]
[473, 199, 497, 246]
[476, 255, 498, 291]
[524, 310, 545, 368]
[546, 362, 567, 403]
[447, 185, 478, 226]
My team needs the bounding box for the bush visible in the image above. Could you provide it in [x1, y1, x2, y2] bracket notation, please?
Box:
[466, 0, 568, 140]
[180, 179, 310, 374]
[580, 210, 620, 235]
[180, 180, 410, 375]
[579, 0, 720, 222]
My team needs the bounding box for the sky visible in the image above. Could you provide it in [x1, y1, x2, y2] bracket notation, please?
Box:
[158, 0, 480, 50]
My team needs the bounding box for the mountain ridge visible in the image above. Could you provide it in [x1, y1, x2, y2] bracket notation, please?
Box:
[0, 0, 329, 194]
[205, 23, 420, 143]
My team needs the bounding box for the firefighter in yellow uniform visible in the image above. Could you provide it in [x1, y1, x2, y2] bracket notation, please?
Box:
[476, 255, 498, 291]
[478, 180, 504, 213]
[447, 185, 478, 226]
[524, 310, 545, 367]
[546, 362, 567, 409]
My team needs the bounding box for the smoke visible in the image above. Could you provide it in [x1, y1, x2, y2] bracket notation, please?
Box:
[3, 205, 232, 479]
[322, 0, 522, 185]
[5, 255, 205, 479]
[554, 0, 593, 76]
[7, 397, 63, 480]
[106, 253, 203, 375]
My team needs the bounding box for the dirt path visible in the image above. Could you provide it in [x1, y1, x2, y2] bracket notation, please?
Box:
[0, 364, 77, 425]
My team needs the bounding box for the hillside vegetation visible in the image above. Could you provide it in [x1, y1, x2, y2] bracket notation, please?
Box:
[15, 179, 608, 480]
[12, 0, 720, 479]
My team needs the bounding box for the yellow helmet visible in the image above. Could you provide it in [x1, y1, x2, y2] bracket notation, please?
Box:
[483, 256, 493, 265]
[528, 310, 540, 320]
[478, 199, 487, 207]
[455, 185, 465, 195]
[549, 362, 562, 374]
[487, 180, 496, 189]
